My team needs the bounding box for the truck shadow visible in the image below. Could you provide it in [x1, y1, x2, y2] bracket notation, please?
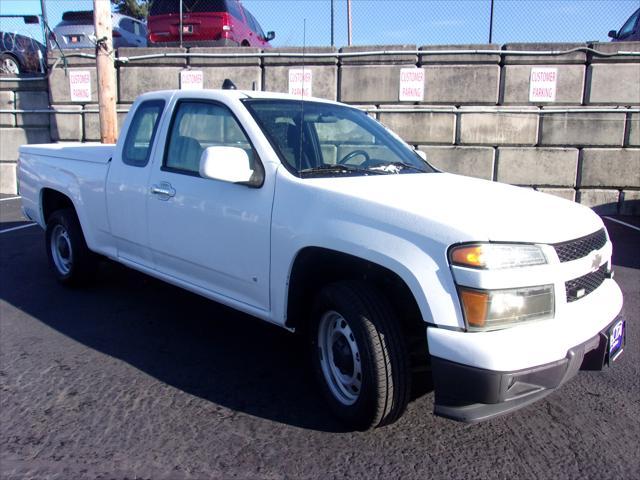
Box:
[603, 215, 640, 269]
[0, 233, 356, 432]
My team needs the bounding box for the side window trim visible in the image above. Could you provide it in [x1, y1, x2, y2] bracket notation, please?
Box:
[161, 98, 265, 184]
[121, 99, 166, 167]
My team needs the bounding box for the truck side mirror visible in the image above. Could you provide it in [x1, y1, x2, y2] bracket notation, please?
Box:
[199, 146, 256, 185]
[608, 29, 618, 39]
[266, 31, 276, 41]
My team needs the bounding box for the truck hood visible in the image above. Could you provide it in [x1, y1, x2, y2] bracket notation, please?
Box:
[307, 172, 604, 244]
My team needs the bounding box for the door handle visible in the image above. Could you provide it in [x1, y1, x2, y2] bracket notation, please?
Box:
[150, 182, 176, 199]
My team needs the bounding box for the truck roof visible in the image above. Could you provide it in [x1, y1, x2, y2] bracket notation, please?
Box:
[135, 89, 343, 106]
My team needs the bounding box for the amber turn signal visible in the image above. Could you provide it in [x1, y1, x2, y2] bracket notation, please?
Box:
[451, 246, 485, 268]
[458, 288, 489, 328]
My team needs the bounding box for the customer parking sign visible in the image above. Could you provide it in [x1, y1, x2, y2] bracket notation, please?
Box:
[529, 67, 558, 102]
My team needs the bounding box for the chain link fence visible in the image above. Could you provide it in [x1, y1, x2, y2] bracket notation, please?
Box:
[1, 0, 638, 76]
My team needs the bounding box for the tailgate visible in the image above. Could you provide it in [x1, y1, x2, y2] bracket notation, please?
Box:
[149, 13, 226, 42]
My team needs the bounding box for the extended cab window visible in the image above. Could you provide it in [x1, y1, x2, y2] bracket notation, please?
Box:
[164, 101, 255, 174]
[122, 100, 165, 167]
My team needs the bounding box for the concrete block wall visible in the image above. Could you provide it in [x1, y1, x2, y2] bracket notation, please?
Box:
[0, 77, 51, 194]
[263, 47, 337, 100]
[335, 42, 638, 214]
[1, 42, 639, 215]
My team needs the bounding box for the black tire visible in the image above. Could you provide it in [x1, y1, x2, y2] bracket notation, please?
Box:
[45, 208, 98, 285]
[309, 280, 411, 430]
[0, 53, 21, 75]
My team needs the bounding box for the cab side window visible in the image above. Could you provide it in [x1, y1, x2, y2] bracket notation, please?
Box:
[122, 100, 165, 167]
[133, 21, 144, 37]
[164, 101, 255, 174]
[120, 18, 135, 34]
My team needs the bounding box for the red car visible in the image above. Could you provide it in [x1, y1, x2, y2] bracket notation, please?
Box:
[148, 0, 274, 48]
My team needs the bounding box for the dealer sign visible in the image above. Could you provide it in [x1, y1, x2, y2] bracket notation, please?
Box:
[529, 67, 558, 102]
[69, 70, 92, 102]
[399, 68, 425, 102]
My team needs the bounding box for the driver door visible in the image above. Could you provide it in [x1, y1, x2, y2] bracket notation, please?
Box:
[146, 99, 273, 311]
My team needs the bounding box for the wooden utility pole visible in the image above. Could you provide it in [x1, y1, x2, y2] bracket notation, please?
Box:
[93, 0, 117, 144]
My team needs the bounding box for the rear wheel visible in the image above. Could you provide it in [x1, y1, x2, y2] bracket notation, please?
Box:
[310, 280, 411, 430]
[45, 208, 98, 285]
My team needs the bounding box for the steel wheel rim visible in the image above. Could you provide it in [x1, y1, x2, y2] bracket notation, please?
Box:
[318, 310, 362, 406]
[50, 224, 73, 275]
[1, 58, 19, 75]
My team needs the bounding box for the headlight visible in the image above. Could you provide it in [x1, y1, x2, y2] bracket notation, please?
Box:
[449, 243, 547, 269]
[458, 285, 555, 331]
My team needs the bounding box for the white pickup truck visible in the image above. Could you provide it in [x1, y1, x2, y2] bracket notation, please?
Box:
[18, 88, 625, 429]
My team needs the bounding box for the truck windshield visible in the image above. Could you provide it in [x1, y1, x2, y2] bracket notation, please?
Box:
[242, 99, 436, 177]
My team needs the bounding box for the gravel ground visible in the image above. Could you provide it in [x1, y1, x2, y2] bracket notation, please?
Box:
[1, 195, 639, 480]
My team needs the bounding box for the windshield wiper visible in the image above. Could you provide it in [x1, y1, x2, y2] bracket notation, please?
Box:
[388, 162, 429, 173]
[299, 164, 387, 176]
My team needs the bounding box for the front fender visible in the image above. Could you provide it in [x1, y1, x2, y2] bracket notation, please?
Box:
[271, 218, 464, 330]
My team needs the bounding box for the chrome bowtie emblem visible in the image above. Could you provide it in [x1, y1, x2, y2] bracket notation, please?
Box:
[591, 252, 602, 272]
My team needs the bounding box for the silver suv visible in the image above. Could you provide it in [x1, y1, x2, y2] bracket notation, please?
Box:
[51, 11, 147, 49]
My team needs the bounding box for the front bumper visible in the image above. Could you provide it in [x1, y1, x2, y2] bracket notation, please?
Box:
[432, 315, 625, 423]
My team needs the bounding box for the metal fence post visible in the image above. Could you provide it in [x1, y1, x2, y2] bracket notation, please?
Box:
[489, 0, 495, 44]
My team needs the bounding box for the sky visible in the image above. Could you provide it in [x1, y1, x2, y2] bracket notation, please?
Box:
[1, 0, 638, 46]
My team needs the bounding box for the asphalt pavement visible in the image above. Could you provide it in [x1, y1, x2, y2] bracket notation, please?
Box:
[1, 194, 638, 480]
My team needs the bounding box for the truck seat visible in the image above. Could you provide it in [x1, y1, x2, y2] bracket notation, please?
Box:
[168, 135, 203, 173]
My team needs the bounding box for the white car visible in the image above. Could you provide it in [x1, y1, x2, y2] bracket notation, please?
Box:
[18, 88, 625, 429]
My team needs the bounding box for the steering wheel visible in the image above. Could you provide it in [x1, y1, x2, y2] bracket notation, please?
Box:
[338, 149, 370, 166]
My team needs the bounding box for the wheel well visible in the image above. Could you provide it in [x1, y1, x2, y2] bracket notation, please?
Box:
[287, 247, 426, 347]
[241, 40, 250, 46]
[41, 189, 75, 223]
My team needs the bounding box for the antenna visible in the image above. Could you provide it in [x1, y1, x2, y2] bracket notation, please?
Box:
[298, 19, 306, 170]
[301, 18, 306, 101]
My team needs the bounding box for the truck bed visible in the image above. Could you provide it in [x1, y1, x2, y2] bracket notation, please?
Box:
[18, 142, 116, 258]
[20, 143, 115, 164]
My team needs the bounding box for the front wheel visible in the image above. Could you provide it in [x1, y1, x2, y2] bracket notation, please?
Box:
[45, 208, 98, 285]
[310, 280, 411, 430]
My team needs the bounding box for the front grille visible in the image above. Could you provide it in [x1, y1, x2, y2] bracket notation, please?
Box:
[565, 264, 607, 303]
[553, 228, 607, 263]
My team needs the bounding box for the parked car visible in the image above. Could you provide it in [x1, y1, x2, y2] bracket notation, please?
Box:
[609, 7, 640, 41]
[18, 87, 625, 430]
[148, 0, 274, 47]
[0, 31, 46, 75]
[50, 11, 147, 49]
